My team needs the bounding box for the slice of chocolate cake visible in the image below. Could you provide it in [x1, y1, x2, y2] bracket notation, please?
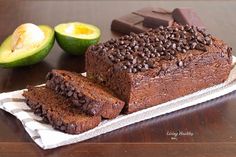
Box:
[86, 25, 232, 113]
[23, 86, 101, 134]
[46, 70, 125, 119]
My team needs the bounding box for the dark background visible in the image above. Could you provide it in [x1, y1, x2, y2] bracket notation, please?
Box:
[1, 0, 236, 92]
[0, 0, 236, 157]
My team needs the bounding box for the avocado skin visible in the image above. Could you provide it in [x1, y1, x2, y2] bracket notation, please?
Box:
[0, 26, 55, 68]
[55, 31, 100, 56]
[0, 38, 54, 68]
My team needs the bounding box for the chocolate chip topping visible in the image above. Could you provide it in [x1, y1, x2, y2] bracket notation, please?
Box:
[46, 72, 103, 116]
[91, 24, 213, 73]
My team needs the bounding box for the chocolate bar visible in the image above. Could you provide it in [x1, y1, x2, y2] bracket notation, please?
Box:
[133, 7, 174, 28]
[111, 13, 150, 34]
[111, 7, 205, 35]
[172, 8, 205, 28]
[111, 7, 172, 35]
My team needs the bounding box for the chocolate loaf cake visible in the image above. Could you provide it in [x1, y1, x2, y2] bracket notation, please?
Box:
[86, 25, 232, 113]
[46, 70, 125, 119]
[23, 86, 101, 134]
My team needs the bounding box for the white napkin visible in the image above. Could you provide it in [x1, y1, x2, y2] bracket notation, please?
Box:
[1, 57, 236, 149]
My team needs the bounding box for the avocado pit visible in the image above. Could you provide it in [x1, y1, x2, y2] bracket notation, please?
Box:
[11, 23, 45, 52]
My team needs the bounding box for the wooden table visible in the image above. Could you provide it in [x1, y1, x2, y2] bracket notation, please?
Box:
[1, 0, 236, 156]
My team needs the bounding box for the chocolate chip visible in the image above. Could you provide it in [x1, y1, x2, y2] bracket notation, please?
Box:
[67, 91, 73, 97]
[182, 49, 187, 53]
[134, 45, 139, 50]
[67, 123, 76, 133]
[170, 55, 175, 60]
[127, 68, 132, 73]
[143, 63, 149, 69]
[178, 61, 184, 67]
[73, 92, 78, 99]
[196, 44, 207, 52]
[122, 65, 127, 70]
[190, 42, 197, 49]
[79, 99, 86, 104]
[126, 54, 134, 60]
[141, 64, 149, 71]
[177, 46, 182, 52]
[147, 60, 155, 68]
[184, 25, 191, 31]
[159, 35, 165, 41]
[197, 36, 204, 43]
[185, 46, 190, 50]
[132, 58, 137, 64]
[171, 43, 177, 50]
[205, 37, 212, 45]
[165, 54, 171, 60]
[137, 64, 142, 70]
[60, 125, 66, 131]
[132, 68, 138, 73]
[170, 50, 175, 55]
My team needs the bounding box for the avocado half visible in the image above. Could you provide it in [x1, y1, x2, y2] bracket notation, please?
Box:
[55, 22, 100, 55]
[0, 25, 55, 68]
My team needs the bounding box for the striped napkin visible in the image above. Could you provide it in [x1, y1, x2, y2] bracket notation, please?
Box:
[1, 57, 236, 149]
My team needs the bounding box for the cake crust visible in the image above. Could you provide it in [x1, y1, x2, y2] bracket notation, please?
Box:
[86, 25, 232, 113]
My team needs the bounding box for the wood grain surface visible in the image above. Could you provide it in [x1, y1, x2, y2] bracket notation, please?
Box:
[0, 0, 236, 156]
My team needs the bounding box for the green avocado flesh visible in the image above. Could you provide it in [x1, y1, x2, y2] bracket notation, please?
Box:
[55, 22, 100, 55]
[0, 25, 55, 68]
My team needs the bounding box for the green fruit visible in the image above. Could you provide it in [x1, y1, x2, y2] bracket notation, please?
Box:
[54, 22, 101, 55]
[0, 25, 55, 68]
